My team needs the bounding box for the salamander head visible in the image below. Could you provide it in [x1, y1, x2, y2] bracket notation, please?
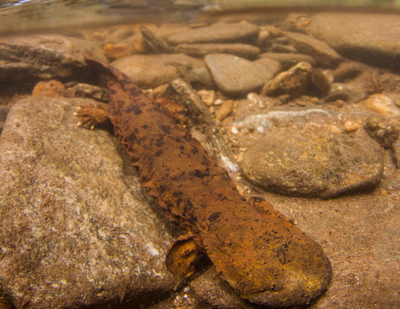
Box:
[203, 207, 332, 308]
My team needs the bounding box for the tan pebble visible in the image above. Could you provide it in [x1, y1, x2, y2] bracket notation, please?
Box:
[197, 90, 215, 106]
[214, 99, 224, 106]
[32, 80, 65, 97]
[327, 125, 341, 133]
[344, 121, 360, 132]
[216, 100, 233, 121]
[93, 32, 106, 41]
[364, 94, 400, 116]
[231, 126, 239, 134]
[103, 43, 133, 59]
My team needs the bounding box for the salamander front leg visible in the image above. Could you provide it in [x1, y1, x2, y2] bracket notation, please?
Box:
[73, 103, 110, 130]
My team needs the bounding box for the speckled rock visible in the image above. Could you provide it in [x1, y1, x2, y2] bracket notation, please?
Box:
[205, 54, 274, 95]
[174, 43, 260, 59]
[280, 30, 342, 68]
[0, 34, 107, 83]
[167, 22, 259, 45]
[365, 115, 400, 149]
[240, 128, 384, 198]
[0, 97, 175, 308]
[260, 61, 312, 97]
[307, 13, 400, 71]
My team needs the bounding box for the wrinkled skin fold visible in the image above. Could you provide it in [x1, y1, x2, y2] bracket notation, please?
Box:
[76, 59, 332, 308]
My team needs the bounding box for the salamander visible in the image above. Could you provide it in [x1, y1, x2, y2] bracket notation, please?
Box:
[74, 59, 332, 308]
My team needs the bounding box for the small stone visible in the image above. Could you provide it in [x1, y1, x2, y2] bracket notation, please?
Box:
[365, 115, 400, 148]
[344, 121, 360, 132]
[197, 90, 215, 106]
[231, 126, 239, 134]
[215, 100, 233, 121]
[260, 61, 312, 97]
[32, 80, 65, 97]
[364, 94, 400, 117]
[103, 43, 134, 59]
[205, 54, 274, 95]
[167, 21, 259, 45]
[257, 27, 271, 46]
[310, 68, 331, 94]
[174, 43, 260, 59]
[241, 128, 384, 198]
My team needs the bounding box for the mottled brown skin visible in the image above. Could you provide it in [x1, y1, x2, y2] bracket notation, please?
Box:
[76, 59, 332, 308]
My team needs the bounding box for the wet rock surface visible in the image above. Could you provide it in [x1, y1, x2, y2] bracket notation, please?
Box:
[240, 128, 384, 198]
[0, 97, 176, 308]
[1, 11, 400, 309]
[0, 34, 107, 84]
[307, 13, 400, 71]
[205, 54, 274, 95]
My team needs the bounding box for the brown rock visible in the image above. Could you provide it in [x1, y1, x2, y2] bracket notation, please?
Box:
[174, 43, 260, 59]
[205, 54, 274, 95]
[280, 30, 342, 68]
[103, 43, 134, 59]
[111, 55, 179, 89]
[167, 22, 259, 45]
[307, 13, 400, 71]
[258, 52, 316, 70]
[241, 128, 384, 198]
[0, 34, 107, 83]
[32, 80, 65, 97]
[0, 97, 175, 308]
[215, 100, 233, 121]
[260, 61, 312, 97]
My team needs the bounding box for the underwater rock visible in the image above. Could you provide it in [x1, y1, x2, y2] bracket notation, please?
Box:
[111, 55, 179, 88]
[111, 54, 213, 89]
[0, 97, 175, 308]
[0, 34, 107, 83]
[260, 61, 312, 97]
[258, 52, 316, 70]
[32, 80, 65, 97]
[167, 21, 259, 45]
[280, 29, 342, 68]
[205, 54, 274, 95]
[240, 128, 384, 198]
[174, 43, 260, 59]
[365, 115, 400, 149]
[307, 13, 400, 71]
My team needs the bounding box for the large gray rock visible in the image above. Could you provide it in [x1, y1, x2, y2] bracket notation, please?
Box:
[205, 54, 274, 95]
[0, 97, 175, 308]
[0, 34, 107, 83]
[307, 13, 400, 71]
[241, 128, 384, 198]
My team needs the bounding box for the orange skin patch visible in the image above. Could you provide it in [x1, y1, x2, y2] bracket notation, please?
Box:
[75, 59, 332, 308]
